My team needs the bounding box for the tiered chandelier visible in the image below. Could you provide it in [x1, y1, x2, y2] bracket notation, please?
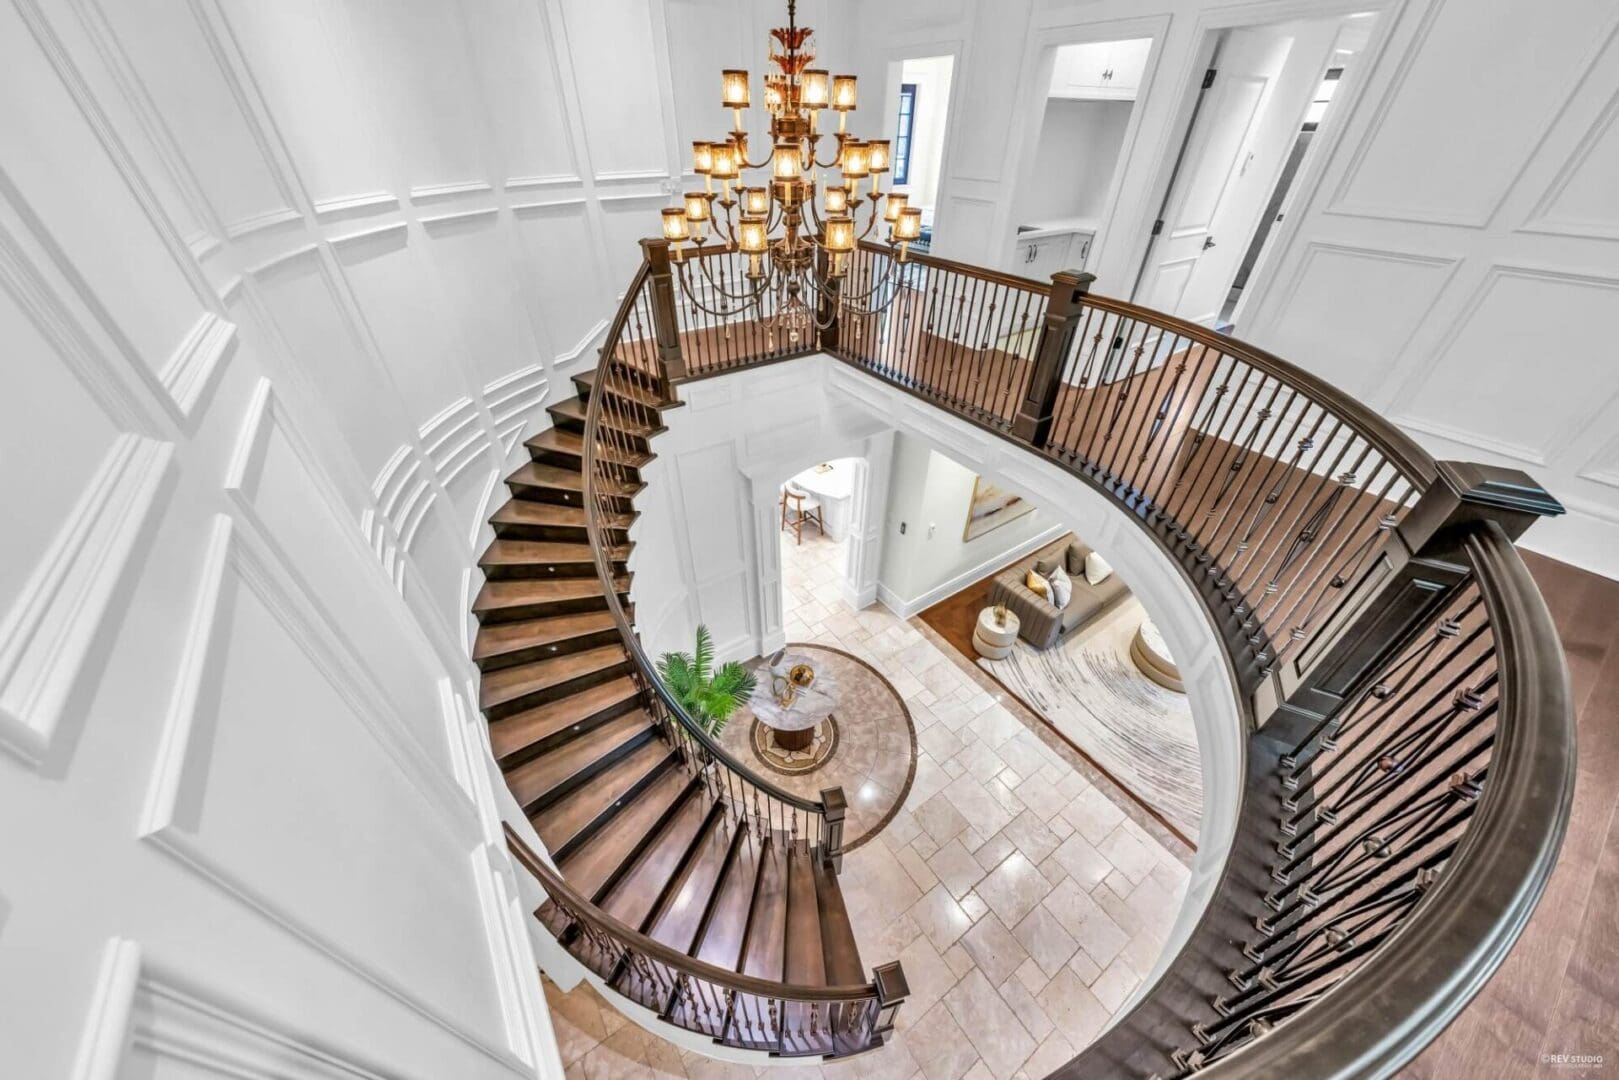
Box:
[657, 0, 922, 342]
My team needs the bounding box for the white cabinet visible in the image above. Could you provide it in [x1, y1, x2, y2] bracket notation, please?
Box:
[1049, 38, 1151, 101]
[1013, 229, 1095, 278]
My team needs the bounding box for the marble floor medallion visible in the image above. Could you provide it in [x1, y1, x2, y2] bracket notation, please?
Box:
[750, 714, 840, 774]
[721, 643, 916, 851]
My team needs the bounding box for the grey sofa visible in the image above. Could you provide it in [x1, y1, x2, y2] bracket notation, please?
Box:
[986, 535, 1129, 650]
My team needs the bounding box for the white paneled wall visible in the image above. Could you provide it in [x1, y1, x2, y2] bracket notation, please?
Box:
[0, 0, 826, 1075]
[846, 0, 1619, 577]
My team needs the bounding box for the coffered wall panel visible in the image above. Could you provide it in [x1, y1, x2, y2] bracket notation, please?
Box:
[92, 0, 296, 239]
[464, 0, 581, 189]
[1239, 0, 1619, 576]
[558, 0, 674, 181]
[1327, 0, 1618, 227]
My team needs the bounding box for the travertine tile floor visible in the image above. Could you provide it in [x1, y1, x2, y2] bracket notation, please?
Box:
[549, 529, 1193, 1079]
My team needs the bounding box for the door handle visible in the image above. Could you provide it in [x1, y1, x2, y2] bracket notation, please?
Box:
[1203, 236, 1217, 250]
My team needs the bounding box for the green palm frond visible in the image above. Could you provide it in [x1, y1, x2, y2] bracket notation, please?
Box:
[692, 624, 715, 683]
[653, 625, 755, 737]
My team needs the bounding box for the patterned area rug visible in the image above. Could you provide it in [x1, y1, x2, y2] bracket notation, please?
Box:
[977, 598, 1202, 840]
[720, 644, 916, 851]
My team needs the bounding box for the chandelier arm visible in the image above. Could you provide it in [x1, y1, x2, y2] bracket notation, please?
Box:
[811, 133, 847, 171]
[678, 261, 768, 317]
[688, 252, 769, 305]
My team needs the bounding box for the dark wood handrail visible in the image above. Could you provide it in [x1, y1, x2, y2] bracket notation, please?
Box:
[505, 823, 880, 1002]
[578, 261, 826, 818]
[1193, 521, 1574, 1078]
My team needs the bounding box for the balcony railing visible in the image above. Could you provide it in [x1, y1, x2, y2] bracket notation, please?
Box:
[534, 236, 1574, 1076]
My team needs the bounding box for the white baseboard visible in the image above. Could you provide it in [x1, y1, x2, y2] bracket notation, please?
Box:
[877, 524, 1068, 619]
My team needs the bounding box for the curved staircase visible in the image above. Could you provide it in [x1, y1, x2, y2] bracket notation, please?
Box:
[477, 363, 893, 1057]
[480, 240, 1574, 1077]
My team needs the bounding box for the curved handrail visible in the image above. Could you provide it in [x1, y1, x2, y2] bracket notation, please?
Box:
[578, 260, 825, 823]
[506, 824, 880, 1002]
[521, 239, 1571, 1075]
[1193, 521, 1574, 1077]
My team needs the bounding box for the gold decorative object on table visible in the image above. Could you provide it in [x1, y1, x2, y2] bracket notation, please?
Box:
[771, 660, 817, 708]
[993, 604, 1009, 629]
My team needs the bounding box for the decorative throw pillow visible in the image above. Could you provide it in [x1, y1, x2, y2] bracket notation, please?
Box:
[1034, 557, 1060, 579]
[1084, 550, 1114, 586]
[1025, 569, 1051, 600]
[1049, 565, 1073, 609]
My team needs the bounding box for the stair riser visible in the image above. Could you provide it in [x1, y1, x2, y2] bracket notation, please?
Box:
[480, 558, 625, 582]
[483, 657, 636, 720]
[506, 481, 638, 515]
[476, 627, 624, 672]
[496, 693, 647, 771]
[550, 756, 681, 867]
[525, 725, 660, 814]
[475, 589, 631, 625]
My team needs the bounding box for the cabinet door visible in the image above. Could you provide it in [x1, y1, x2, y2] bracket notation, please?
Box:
[1026, 233, 1075, 279]
[1053, 42, 1111, 96]
[1104, 39, 1152, 97]
[1070, 231, 1094, 270]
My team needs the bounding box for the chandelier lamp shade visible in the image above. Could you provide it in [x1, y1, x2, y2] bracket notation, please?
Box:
[654, 0, 920, 342]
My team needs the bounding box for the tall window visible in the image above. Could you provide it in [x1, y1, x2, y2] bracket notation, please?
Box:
[893, 83, 917, 184]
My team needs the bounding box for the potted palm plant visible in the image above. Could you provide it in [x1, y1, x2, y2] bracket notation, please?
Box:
[655, 624, 757, 737]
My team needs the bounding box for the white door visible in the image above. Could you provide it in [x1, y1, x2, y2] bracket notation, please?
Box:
[1139, 30, 1292, 322]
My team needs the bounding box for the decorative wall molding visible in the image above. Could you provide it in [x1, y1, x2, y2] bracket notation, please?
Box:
[1388, 262, 1619, 467]
[71, 937, 399, 1080]
[135, 517, 526, 1075]
[160, 309, 237, 419]
[1520, 78, 1619, 240]
[0, 432, 171, 767]
[221, 381, 474, 814]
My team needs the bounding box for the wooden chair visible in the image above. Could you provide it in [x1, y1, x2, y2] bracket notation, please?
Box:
[780, 482, 825, 545]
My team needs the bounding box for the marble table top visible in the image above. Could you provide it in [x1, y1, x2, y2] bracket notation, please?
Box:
[748, 651, 838, 732]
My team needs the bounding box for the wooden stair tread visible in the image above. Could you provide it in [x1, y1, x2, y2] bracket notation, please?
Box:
[648, 818, 738, 955]
[480, 643, 629, 711]
[473, 574, 631, 615]
[741, 847, 788, 982]
[507, 461, 640, 499]
[549, 395, 665, 437]
[559, 769, 693, 900]
[504, 710, 652, 809]
[487, 675, 640, 764]
[602, 798, 715, 930]
[527, 426, 652, 468]
[693, 836, 763, 970]
[574, 367, 680, 410]
[784, 844, 827, 988]
[535, 738, 674, 854]
[489, 499, 634, 532]
[474, 610, 619, 664]
[812, 857, 866, 987]
[479, 539, 623, 569]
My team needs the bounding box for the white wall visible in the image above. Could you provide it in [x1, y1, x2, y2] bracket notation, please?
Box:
[876, 434, 1065, 616]
[0, 0, 842, 1074]
[1012, 98, 1134, 225]
[849, 0, 1619, 580]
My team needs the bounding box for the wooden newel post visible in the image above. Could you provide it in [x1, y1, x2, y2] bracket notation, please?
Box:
[1013, 268, 1095, 449]
[640, 238, 687, 384]
[1256, 460, 1564, 741]
[872, 961, 909, 1041]
[821, 786, 847, 871]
